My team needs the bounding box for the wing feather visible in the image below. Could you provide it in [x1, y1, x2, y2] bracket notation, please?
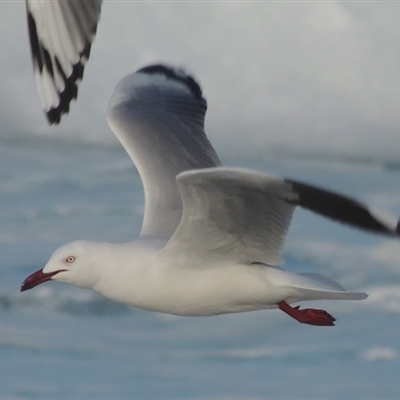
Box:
[26, 0, 102, 124]
[164, 168, 297, 265]
[287, 179, 400, 235]
[107, 66, 221, 239]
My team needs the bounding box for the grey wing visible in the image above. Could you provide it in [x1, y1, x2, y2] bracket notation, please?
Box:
[26, 0, 102, 124]
[107, 65, 221, 239]
[163, 168, 297, 266]
[162, 167, 400, 267]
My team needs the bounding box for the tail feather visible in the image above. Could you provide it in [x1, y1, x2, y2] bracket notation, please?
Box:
[270, 267, 368, 301]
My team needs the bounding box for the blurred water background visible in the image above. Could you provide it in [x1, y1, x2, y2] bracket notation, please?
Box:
[2, 1, 400, 398]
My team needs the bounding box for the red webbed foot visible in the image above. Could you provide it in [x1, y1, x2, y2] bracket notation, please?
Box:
[277, 301, 336, 326]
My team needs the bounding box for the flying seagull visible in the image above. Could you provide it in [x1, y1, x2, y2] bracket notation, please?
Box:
[21, 64, 400, 326]
[26, 0, 103, 124]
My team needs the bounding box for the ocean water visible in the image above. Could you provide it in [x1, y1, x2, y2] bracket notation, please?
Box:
[1, 134, 400, 399]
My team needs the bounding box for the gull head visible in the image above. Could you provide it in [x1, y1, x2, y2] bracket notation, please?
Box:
[21, 241, 100, 292]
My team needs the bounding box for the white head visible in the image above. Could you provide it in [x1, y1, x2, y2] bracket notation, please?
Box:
[21, 241, 101, 292]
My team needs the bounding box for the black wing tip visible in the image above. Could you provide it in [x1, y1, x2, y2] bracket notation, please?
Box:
[137, 64, 204, 101]
[286, 179, 400, 237]
[43, 55, 88, 124]
[45, 77, 80, 125]
[46, 106, 67, 125]
[396, 220, 400, 235]
[27, 5, 95, 125]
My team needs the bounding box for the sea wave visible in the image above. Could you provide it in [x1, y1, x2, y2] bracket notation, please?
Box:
[169, 343, 398, 364]
[362, 347, 398, 361]
[1, 286, 132, 317]
[287, 238, 400, 285]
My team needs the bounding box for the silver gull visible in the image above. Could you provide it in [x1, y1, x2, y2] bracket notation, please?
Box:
[21, 64, 400, 326]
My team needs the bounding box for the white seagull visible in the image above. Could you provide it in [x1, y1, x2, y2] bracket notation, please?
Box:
[26, 0, 103, 124]
[21, 65, 400, 326]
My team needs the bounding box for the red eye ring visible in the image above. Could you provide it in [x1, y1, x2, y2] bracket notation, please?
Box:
[65, 256, 76, 263]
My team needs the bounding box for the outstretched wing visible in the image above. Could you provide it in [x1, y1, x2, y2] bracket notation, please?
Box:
[26, 0, 102, 124]
[107, 65, 221, 239]
[162, 167, 400, 266]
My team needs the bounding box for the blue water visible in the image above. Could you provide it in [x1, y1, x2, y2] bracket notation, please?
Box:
[2, 134, 400, 399]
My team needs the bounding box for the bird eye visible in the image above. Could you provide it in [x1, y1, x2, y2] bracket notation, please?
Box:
[65, 256, 76, 263]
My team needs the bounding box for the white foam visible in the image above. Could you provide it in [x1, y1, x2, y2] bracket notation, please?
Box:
[362, 347, 397, 361]
[363, 285, 400, 313]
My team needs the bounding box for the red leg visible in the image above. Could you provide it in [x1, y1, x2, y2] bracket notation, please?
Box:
[277, 301, 336, 326]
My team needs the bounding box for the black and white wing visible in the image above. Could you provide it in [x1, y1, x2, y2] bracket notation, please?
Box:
[26, 0, 102, 124]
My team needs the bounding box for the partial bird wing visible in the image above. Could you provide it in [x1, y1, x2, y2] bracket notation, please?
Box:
[163, 168, 297, 266]
[107, 65, 221, 239]
[286, 179, 400, 235]
[26, 0, 102, 124]
[162, 167, 400, 266]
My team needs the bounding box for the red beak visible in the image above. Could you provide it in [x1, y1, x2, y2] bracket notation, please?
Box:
[20, 269, 65, 292]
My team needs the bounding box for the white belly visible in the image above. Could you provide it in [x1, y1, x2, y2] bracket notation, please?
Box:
[93, 251, 366, 316]
[98, 262, 285, 316]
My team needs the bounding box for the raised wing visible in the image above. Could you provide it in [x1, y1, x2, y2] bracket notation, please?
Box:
[107, 65, 221, 239]
[164, 168, 297, 266]
[26, 0, 102, 124]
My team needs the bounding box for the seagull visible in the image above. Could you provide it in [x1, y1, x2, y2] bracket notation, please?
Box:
[26, 0, 103, 124]
[21, 64, 400, 326]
